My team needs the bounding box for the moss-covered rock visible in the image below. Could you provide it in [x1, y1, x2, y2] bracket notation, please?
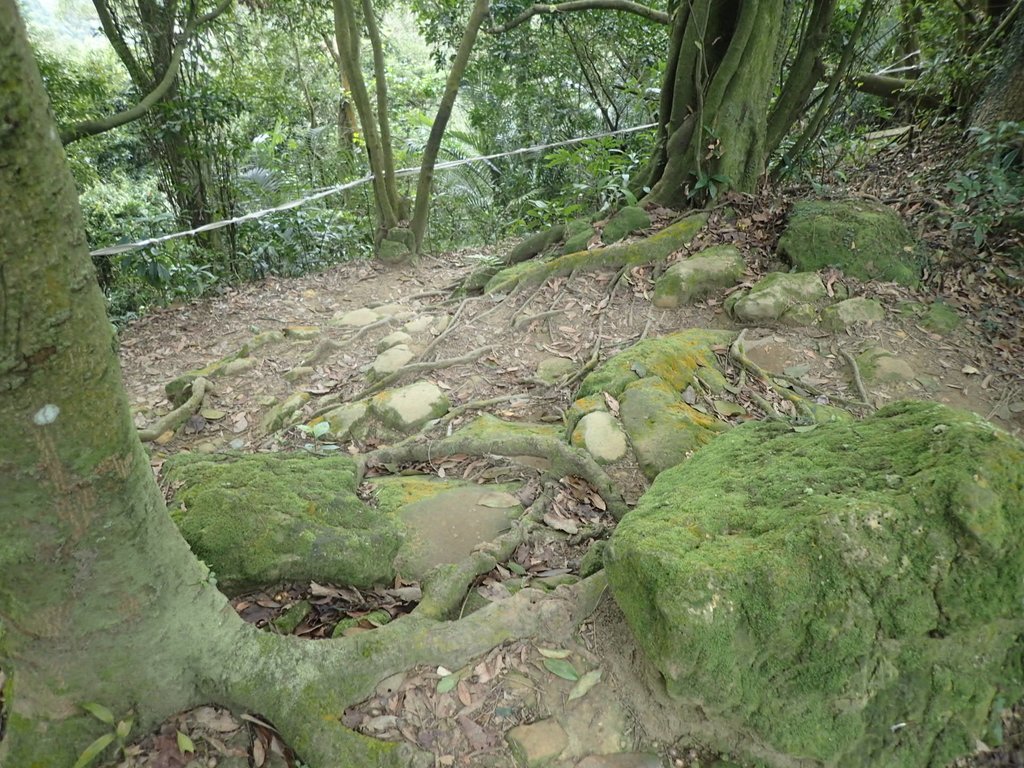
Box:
[486, 213, 708, 294]
[857, 347, 916, 384]
[728, 272, 827, 324]
[259, 391, 310, 433]
[778, 200, 919, 285]
[563, 219, 597, 254]
[819, 296, 886, 331]
[602, 206, 651, 244]
[164, 453, 404, 593]
[922, 301, 962, 334]
[577, 329, 737, 400]
[653, 245, 746, 308]
[606, 401, 1024, 767]
[619, 377, 728, 479]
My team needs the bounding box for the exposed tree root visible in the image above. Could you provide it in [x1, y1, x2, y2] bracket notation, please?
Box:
[360, 416, 628, 519]
[223, 573, 609, 768]
[729, 330, 817, 421]
[353, 345, 495, 400]
[840, 348, 874, 409]
[513, 308, 565, 329]
[139, 377, 209, 442]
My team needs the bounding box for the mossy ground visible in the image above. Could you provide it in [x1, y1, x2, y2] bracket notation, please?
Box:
[606, 401, 1024, 767]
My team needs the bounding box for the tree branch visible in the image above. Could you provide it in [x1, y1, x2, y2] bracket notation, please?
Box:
[63, 0, 234, 145]
[488, 0, 669, 34]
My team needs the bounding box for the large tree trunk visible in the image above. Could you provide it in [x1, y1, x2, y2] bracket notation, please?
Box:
[2, 9, 585, 766]
[639, 0, 840, 206]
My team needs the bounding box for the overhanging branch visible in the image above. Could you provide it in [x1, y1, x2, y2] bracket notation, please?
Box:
[488, 0, 669, 34]
[61, 0, 234, 145]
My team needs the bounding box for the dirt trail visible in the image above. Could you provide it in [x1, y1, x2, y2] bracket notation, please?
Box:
[113, 225, 1024, 768]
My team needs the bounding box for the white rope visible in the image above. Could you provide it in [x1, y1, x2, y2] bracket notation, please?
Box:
[89, 122, 657, 257]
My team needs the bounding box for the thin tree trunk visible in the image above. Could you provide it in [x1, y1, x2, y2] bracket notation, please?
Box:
[361, 0, 403, 217]
[332, 0, 399, 235]
[410, 0, 491, 253]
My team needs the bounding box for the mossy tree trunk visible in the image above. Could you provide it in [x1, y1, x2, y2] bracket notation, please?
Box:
[2, 8, 582, 766]
[637, 0, 838, 207]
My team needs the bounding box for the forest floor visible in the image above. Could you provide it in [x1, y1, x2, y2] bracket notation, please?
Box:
[109, 130, 1023, 768]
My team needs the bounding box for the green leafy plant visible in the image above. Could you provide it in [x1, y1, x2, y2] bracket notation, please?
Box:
[72, 703, 133, 768]
[948, 121, 1024, 252]
[295, 420, 332, 452]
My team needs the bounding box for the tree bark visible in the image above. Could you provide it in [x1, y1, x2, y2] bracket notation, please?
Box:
[410, 0, 491, 253]
[972, 7, 1024, 125]
[642, 0, 786, 206]
[332, 0, 400, 235]
[2, 5, 591, 765]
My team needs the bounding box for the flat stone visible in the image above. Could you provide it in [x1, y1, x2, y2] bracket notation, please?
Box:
[572, 411, 629, 464]
[377, 331, 413, 353]
[385, 481, 521, 580]
[653, 244, 746, 308]
[372, 381, 449, 430]
[321, 401, 370, 440]
[403, 316, 433, 334]
[856, 347, 916, 384]
[332, 307, 381, 327]
[371, 344, 415, 377]
[507, 718, 568, 767]
[373, 303, 408, 317]
[282, 325, 321, 340]
[819, 297, 885, 331]
[922, 301, 961, 333]
[536, 356, 575, 384]
[729, 272, 827, 323]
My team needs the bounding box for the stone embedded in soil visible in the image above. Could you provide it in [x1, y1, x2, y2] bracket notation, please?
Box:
[371, 381, 449, 431]
[728, 272, 827, 324]
[507, 718, 569, 767]
[331, 307, 381, 327]
[602, 205, 651, 244]
[819, 296, 885, 331]
[856, 346, 916, 384]
[371, 343, 415, 377]
[372, 303, 410, 318]
[922, 301, 961, 334]
[377, 330, 413, 353]
[163, 453, 403, 593]
[606, 401, 1024, 768]
[619, 377, 728, 480]
[653, 244, 746, 308]
[537, 356, 575, 384]
[371, 478, 522, 580]
[571, 411, 629, 464]
[403, 315, 434, 334]
[777, 199, 920, 285]
[320, 401, 370, 441]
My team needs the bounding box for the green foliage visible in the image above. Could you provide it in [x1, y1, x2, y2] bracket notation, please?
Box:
[72, 703, 133, 768]
[948, 121, 1024, 252]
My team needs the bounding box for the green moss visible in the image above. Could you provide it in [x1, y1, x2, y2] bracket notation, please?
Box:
[164, 453, 404, 592]
[606, 401, 1024, 766]
[922, 301, 961, 334]
[778, 200, 920, 285]
[564, 393, 608, 438]
[486, 213, 708, 294]
[368, 475, 468, 515]
[577, 329, 736, 399]
[509, 224, 566, 263]
[602, 205, 651, 244]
